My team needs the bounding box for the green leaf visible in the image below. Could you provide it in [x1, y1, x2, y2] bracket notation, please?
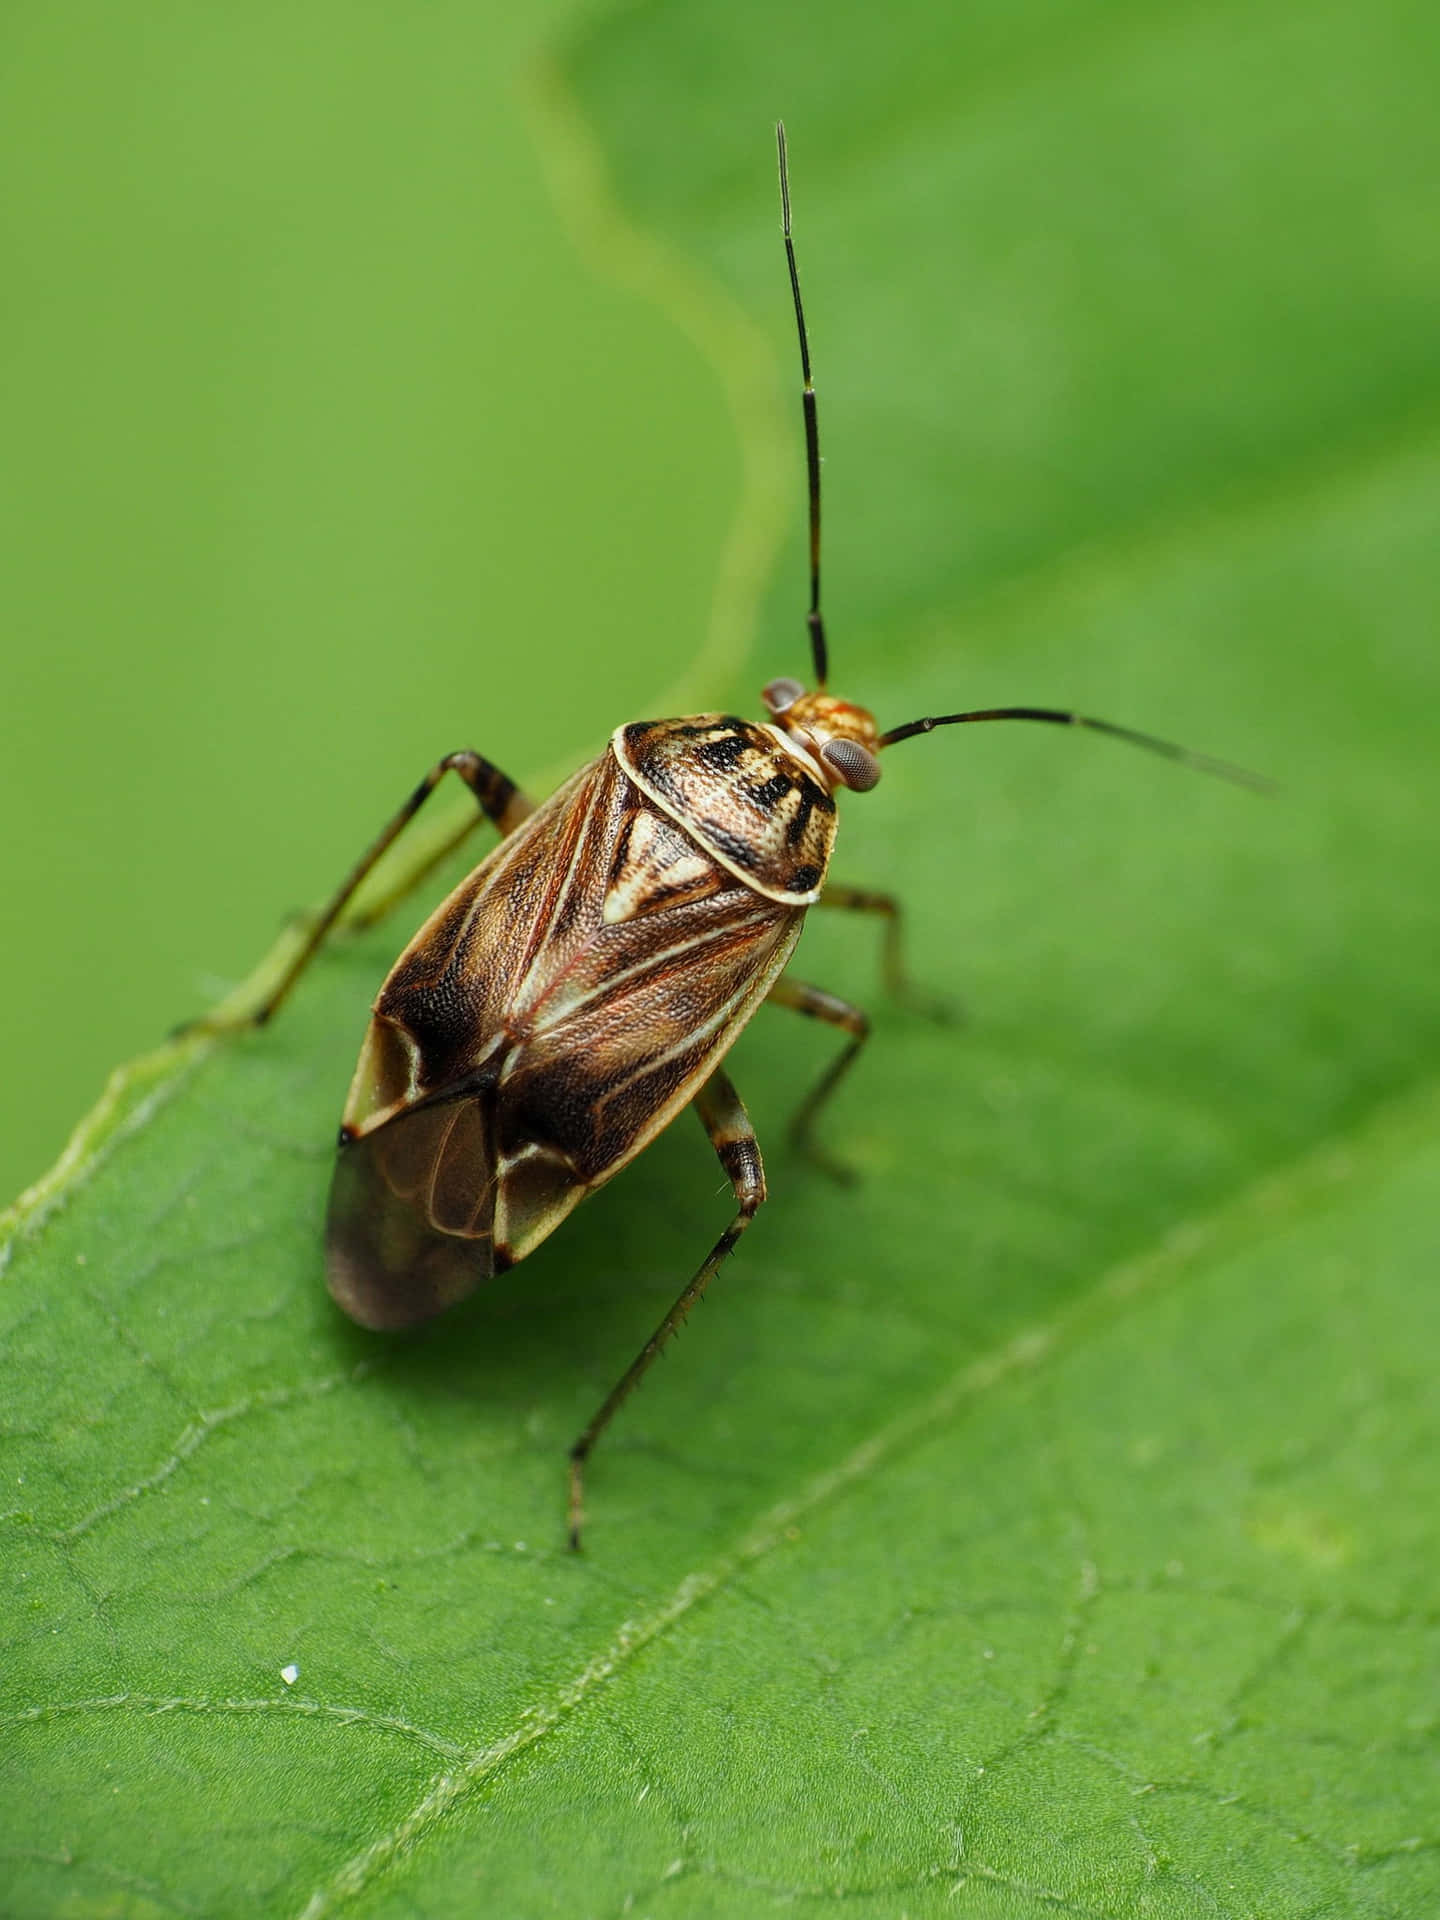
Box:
[6, 0, 1440, 1915]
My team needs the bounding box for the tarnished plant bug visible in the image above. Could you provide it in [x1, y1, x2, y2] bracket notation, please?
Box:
[226, 126, 1264, 1548]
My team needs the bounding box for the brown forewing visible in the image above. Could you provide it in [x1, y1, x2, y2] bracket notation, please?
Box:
[325, 747, 803, 1329]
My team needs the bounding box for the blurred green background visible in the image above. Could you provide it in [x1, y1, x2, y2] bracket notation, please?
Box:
[3, 0, 1438, 1201]
[0, 1, 740, 1202]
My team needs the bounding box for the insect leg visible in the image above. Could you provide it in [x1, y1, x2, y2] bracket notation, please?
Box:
[767, 974, 869, 1184]
[567, 1066, 765, 1551]
[815, 885, 957, 1021]
[196, 752, 532, 1031]
[337, 809, 489, 934]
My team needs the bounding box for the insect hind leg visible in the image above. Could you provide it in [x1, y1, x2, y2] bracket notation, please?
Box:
[567, 1067, 765, 1551]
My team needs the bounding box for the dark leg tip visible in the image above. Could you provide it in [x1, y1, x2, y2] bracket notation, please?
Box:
[895, 984, 965, 1027]
[567, 1450, 587, 1553]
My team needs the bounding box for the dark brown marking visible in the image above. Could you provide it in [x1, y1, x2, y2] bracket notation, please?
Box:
[694, 731, 754, 772]
[749, 773, 793, 810]
[700, 817, 763, 871]
[784, 779, 833, 849]
[715, 1132, 763, 1193]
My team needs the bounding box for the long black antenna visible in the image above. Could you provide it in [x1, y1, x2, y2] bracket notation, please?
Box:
[777, 122, 827, 689]
[878, 706, 1273, 791]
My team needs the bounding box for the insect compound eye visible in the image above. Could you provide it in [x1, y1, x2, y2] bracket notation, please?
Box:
[820, 738, 882, 792]
[762, 677, 806, 716]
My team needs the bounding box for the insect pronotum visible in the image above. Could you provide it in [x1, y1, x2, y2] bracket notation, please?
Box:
[226, 126, 1263, 1548]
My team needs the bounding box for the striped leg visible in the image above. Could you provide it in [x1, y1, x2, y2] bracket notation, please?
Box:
[817, 884, 957, 1021]
[767, 975, 869, 1184]
[567, 1067, 765, 1551]
[195, 751, 531, 1032]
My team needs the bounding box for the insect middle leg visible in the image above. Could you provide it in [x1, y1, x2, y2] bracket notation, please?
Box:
[567, 1066, 765, 1551]
[196, 751, 531, 1031]
[767, 974, 870, 1184]
[816, 884, 957, 1021]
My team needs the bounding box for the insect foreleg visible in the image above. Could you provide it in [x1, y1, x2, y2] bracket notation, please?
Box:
[816, 885, 956, 1022]
[567, 1067, 765, 1551]
[767, 974, 870, 1184]
[196, 751, 532, 1032]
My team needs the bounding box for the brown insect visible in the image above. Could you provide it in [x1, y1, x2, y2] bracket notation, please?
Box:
[230, 126, 1262, 1547]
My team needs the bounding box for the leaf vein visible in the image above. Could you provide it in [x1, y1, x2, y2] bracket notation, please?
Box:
[2, 1691, 466, 1760]
[54, 1364, 370, 1543]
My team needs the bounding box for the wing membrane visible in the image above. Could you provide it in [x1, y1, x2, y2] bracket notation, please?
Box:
[325, 1096, 499, 1330]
